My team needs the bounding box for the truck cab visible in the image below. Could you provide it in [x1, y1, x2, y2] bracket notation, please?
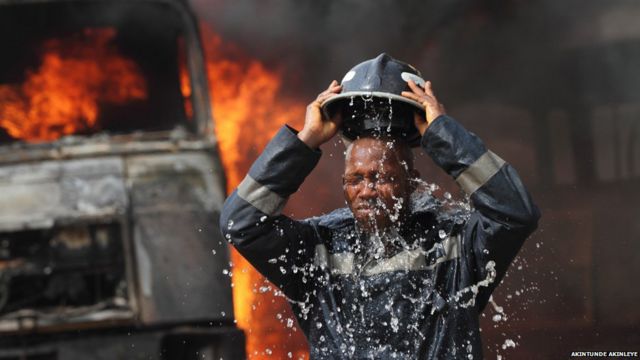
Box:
[0, 0, 244, 358]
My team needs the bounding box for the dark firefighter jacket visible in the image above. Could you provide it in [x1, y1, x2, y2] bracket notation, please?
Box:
[220, 115, 540, 359]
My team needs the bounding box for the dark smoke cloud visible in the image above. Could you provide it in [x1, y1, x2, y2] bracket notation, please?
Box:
[188, 0, 640, 193]
[190, 0, 640, 108]
[190, 0, 474, 98]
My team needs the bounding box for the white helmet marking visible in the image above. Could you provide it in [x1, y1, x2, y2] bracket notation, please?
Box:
[342, 70, 356, 83]
[401, 72, 425, 88]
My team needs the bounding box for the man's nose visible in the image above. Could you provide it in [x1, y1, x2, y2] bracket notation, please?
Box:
[359, 180, 378, 198]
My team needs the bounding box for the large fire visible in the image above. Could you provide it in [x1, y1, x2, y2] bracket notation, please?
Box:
[0, 23, 309, 358]
[200, 26, 310, 359]
[0, 28, 147, 142]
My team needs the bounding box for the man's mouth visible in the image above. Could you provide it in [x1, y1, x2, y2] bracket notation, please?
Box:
[355, 205, 381, 216]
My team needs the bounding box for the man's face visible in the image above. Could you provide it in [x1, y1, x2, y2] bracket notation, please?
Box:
[343, 137, 414, 233]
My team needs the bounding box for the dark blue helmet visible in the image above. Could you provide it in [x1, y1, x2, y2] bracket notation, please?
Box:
[322, 53, 426, 147]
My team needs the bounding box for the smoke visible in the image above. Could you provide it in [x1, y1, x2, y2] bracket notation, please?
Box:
[190, 0, 640, 106]
[191, 0, 640, 108]
[188, 0, 640, 203]
[191, 0, 473, 97]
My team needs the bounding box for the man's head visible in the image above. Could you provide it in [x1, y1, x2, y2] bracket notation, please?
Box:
[343, 136, 419, 234]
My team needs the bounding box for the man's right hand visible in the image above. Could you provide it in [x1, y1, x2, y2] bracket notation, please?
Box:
[297, 80, 343, 149]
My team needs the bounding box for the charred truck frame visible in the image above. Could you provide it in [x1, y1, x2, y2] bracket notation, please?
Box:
[0, 0, 244, 359]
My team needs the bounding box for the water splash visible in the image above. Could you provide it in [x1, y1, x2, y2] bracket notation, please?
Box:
[232, 104, 535, 358]
[450, 261, 497, 308]
[410, 177, 472, 225]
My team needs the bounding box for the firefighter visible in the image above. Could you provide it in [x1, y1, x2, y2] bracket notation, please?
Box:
[221, 54, 540, 359]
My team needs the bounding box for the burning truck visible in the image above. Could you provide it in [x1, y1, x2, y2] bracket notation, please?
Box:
[0, 0, 244, 358]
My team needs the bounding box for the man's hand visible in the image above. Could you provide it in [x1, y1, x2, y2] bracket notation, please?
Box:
[401, 80, 446, 136]
[298, 80, 343, 149]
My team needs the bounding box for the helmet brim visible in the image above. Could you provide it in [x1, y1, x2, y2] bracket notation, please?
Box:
[321, 91, 425, 148]
[321, 91, 424, 114]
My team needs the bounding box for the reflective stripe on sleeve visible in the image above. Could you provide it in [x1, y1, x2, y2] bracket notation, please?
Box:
[456, 150, 505, 195]
[237, 175, 286, 216]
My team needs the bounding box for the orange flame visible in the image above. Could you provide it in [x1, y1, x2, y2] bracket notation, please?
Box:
[178, 38, 194, 120]
[0, 28, 147, 142]
[200, 25, 309, 359]
[0, 23, 307, 358]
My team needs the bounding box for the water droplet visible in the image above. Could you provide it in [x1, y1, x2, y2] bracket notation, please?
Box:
[501, 339, 516, 350]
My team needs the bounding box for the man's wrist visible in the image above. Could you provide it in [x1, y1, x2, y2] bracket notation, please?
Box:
[297, 129, 322, 149]
[423, 114, 447, 134]
[416, 121, 429, 136]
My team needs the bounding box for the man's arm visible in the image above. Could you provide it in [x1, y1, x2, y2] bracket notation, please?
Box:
[422, 115, 540, 310]
[403, 80, 540, 311]
[220, 81, 343, 302]
[221, 126, 323, 302]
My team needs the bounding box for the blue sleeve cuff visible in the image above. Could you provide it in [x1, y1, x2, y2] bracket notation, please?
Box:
[420, 115, 487, 178]
[246, 125, 322, 197]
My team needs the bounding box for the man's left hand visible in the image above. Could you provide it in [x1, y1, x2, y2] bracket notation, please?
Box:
[298, 80, 343, 149]
[401, 80, 446, 135]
